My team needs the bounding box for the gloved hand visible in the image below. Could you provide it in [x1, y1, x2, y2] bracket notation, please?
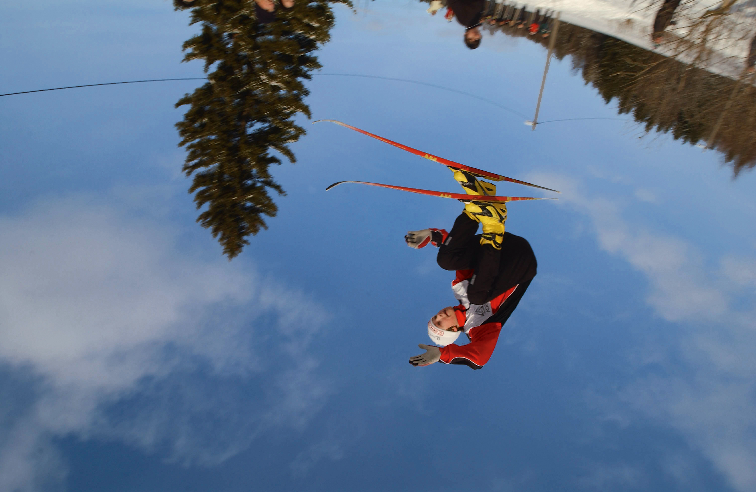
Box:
[409, 344, 441, 366]
[405, 229, 433, 249]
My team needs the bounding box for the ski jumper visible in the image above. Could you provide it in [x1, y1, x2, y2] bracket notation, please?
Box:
[432, 213, 537, 369]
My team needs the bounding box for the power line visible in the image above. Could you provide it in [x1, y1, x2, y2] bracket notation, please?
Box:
[0, 74, 529, 120]
[0, 77, 206, 97]
[0, 74, 629, 125]
[538, 117, 628, 124]
[314, 72, 530, 120]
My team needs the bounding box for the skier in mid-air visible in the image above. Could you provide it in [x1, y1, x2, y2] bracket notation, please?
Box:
[406, 171, 537, 370]
[316, 120, 551, 370]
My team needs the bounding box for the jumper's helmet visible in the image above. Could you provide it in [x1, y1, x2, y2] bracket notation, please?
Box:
[427, 319, 461, 346]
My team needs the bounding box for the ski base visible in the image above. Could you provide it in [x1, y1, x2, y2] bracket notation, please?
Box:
[314, 119, 560, 194]
[326, 180, 557, 203]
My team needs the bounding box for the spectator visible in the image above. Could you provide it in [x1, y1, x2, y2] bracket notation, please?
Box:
[448, 0, 486, 49]
[254, 0, 295, 24]
[652, 0, 681, 45]
[174, 0, 195, 9]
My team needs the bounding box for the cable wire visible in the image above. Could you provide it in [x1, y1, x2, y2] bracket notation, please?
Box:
[538, 117, 628, 124]
[0, 74, 630, 125]
[0, 77, 206, 97]
[313, 72, 530, 120]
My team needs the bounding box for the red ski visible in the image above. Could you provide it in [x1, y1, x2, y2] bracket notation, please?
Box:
[326, 180, 556, 203]
[314, 119, 560, 194]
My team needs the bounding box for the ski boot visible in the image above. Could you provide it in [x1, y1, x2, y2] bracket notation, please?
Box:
[452, 169, 496, 196]
[452, 170, 507, 250]
[465, 200, 506, 249]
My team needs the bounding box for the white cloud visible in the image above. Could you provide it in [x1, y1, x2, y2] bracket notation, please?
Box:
[527, 173, 756, 492]
[0, 420, 67, 492]
[528, 173, 729, 323]
[0, 195, 332, 490]
[720, 257, 756, 287]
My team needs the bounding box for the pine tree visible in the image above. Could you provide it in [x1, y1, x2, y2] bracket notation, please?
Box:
[176, 0, 345, 258]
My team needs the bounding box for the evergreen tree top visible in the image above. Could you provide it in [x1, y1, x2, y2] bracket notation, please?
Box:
[176, 0, 350, 258]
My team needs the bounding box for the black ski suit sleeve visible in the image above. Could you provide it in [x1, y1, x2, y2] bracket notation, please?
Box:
[436, 213, 480, 272]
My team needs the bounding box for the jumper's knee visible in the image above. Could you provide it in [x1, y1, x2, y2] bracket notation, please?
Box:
[436, 252, 458, 271]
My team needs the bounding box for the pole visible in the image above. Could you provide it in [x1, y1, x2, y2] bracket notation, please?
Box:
[532, 12, 561, 131]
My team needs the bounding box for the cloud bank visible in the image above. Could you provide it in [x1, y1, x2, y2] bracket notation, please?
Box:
[0, 195, 331, 491]
[529, 173, 756, 492]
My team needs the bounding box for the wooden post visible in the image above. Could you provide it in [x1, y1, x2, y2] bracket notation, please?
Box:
[532, 12, 560, 131]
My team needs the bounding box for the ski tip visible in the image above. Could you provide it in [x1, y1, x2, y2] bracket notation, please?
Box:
[526, 184, 561, 194]
[312, 119, 344, 126]
[326, 181, 346, 191]
[512, 181, 560, 194]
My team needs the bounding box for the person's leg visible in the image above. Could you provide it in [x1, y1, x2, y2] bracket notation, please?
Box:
[437, 213, 480, 271]
[510, 7, 522, 25]
[466, 232, 536, 305]
[465, 239, 502, 305]
[450, 170, 506, 251]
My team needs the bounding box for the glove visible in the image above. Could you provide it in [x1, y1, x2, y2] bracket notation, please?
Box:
[405, 229, 433, 249]
[409, 344, 441, 366]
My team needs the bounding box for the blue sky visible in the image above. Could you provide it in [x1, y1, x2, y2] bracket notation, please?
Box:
[2, 1, 756, 491]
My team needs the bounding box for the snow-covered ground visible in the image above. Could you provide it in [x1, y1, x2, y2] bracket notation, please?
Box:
[503, 0, 756, 80]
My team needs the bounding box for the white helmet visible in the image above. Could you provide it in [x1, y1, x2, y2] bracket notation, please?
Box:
[427, 319, 461, 346]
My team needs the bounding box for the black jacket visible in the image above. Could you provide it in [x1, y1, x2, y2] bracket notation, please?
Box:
[447, 0, 485, 27]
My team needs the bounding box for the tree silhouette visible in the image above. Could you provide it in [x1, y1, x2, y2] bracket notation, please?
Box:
[548, 25, 756, 175]
[176, 0, 344, 258]
[447, 3, 756, 176]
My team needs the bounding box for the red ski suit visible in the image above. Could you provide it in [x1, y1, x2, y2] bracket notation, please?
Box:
[431, 213, 537, 370]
